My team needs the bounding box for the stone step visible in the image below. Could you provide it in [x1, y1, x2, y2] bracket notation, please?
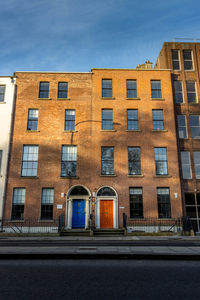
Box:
[60, 230, 91, 236]
[93, 229, 125, 236]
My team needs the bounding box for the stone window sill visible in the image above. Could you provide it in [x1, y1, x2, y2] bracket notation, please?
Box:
[151, 98, 165, 101]
[9, 220, 24, 223]
[57, 98, 70, 101]
[101, 97, 115, 100]
[0, 101, 6, 104]
[20, 176, 38, 179]
[154, 175, 172, 178]
[38, 98, 52, 100]
[100, 174, 117, 177]
[63, 130, 78, 133]
[128, 175, 144, 178]
[100, 130, 116, 132]
[60, 176, 79, 179]
[26, 130, 40, 132]
[126, 97, 141, 100]
[126, 130, 141, 132]
[152, 130, 168, 132]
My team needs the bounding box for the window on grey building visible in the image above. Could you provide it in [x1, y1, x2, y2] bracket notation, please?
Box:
[39, 82, 49, 98]
[127, 80, 137, 98]
[102, 109, 113, 130]
[61, 145, 77, 177]
[181, 151, 192, 179]
[0, 85, 5, 102]
[21, 145, 38, 177]
[102, 79, 112, 98]
[177, 115, 187, 138]
[151, 80, 162, 99]
[41, 188, 54, 220]
[128, 147, 141, 175]
[27, 109, 38, 131]
[58, 82, 68, 98]
[157, 188, 171, 219]
[193, 152, 200, 179]
[129, 187, 143, 218]
[152, 110, 164, 130]
[101, 147, 114, 175]
[171, 50, 180, 70]
[11, 188, 26, 220]
[154, 148, 168, 175]
[186, 81, 196, 103]
[65, 110, 75, 131]
[173, 81, 184, 104]
[190, 115, 200, 139]
[183, 50, 193, 70]
[127, 109, 138, 130]
[0, 150, 2, 173]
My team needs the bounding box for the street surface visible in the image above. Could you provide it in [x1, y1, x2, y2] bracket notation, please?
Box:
[0, 259, 200, 300]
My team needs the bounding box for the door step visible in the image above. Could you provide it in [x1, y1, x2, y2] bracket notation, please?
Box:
[93, 229, 125, 236]
[60, 229, 91, 236]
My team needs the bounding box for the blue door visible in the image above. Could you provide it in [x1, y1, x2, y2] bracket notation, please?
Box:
[72, 200, 85, 228]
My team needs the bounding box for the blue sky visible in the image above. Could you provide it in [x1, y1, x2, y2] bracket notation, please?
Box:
[0, 0, 200, 75]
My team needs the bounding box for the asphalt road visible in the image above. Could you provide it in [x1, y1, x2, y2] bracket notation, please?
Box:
[0, 259, 200, 300]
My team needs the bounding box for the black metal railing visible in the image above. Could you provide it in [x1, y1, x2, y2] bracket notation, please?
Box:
[127, 218, 182, 233]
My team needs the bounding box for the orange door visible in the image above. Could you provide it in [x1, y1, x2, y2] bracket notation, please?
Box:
[100, 200, 113, 228]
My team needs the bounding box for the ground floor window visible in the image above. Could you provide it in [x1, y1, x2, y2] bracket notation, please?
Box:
[41, 188, 54, 220]
[11, 188, 26, 220]
[129, 187, 143, 218]
[185, 192, 200, 232]
[157, 188, 171, 218]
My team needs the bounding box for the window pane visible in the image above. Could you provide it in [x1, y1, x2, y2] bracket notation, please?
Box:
[101, 147, 114, 175]
[21, 146, 38, 176]
[127, 110, 138, 130]
[151, 80, 161, 98]
[157, 188, 171, 218]
[186, 81, 196, 103]
[130, 187, 143, 218]
[194, 152, 200, 179]
[102, 109, 113, 130]
[127, 80, 137, 98]
[128, 147, 141, 175]
[181, 152, 192, 179]
[39, 82, 49, 98]
[0, 85, 5, 102]
[190, 115, 200, 139]
[171, 50, 180, 70]
[65, 110, 75, 131]
[183, 50, 193, 70]
[152, 110, 164, 130]
[27, 109, 38, 131]
[177, 115, 187, 138]
[154, 148, 168, 175]
[58, 82, 68, 98]
[174, 81, 183, 103]
[61, 146, 77, 177]
[102, 79, 112, 97]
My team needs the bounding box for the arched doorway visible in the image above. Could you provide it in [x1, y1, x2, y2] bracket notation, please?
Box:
[96, 186, 118, 229]
[66, 185, 91, 229]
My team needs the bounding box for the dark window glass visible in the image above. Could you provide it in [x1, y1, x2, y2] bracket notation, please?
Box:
[181, 152, 192, 179]
[186, 206, 197, 218]
[61, 145, 77, 177]
[194, 152, 200, 179]
[21, 145, 38, 177]
[101, 147, 114, 175]
[152, 110, 164, 130]
[177, 115, 187, 138]
[127, 80, 137, 98]
[102, 109, 113, 130]
[41, 188, 54, 220]
[173, 81, 183, 104]
[65, 110, 75, 131]
[102, 79, 112, 98]
[127, 109, 138, 130]
[70, 186, 89, 196]
[186, 81, 196, 103]
[190, 115, 200, 139]
[185, 193, 195, 205]
[39, 82, 49, 98]
[130, 187, 143, 218]
[128, 147, 141, 175]
[151, 80, 162, 99]
[157, 188, 171, 218]
[58, 82, 68, 98]
[11, 188, 25, 220]
[97, 187, 116, 196]
[27, 109, 38, 131]
[0, 85, 5, 102]
[171, 50, 180, 70]
[183, 50, 193, 70]
[154, 148, 168, 175]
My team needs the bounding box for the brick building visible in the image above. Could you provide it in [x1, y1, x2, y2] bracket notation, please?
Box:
[155, 42, 200, 232]
[3, 67, 183, 232]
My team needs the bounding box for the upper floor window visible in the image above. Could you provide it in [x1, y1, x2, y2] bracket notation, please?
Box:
[154, 147, 168, 175]
[39, 82, 49, 98]
[174, 81, 184, 104]
[183, 50, 193, 70]
[102, 79, 112, 98]
[101, 147, 114, 175]
[61, 145, 77, 177]
[151, 80, 162, 99]
[41, 188, 54, 220]
[171, 50, 180, 70]
[193, 152, 200, 179]
[181, 151, 192, 179]
[0, 150, 2, 173]
[27, 109, 38, 131]
[152, 110, 164, 130]
[102, 109, 113, 130]
[65, 110, 75, 131]
[11, 188, 26, 220]
[157, 188, 171, 219]
[177, 115, 187, 139]
[128, 147, 141, 175]
[21, 145, 38, 177]
[186, 81, 196, 103]
[127, 109, 138, 130]
[0, 85, 5, 102]
[127, 80, 137, 98]
[190, 115, 200, 139]
[58, 82, 68, 98]
[129, 187, 143, 219]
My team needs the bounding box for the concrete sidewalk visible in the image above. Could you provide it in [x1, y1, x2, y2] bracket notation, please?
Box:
[0, 235, 200, 259]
